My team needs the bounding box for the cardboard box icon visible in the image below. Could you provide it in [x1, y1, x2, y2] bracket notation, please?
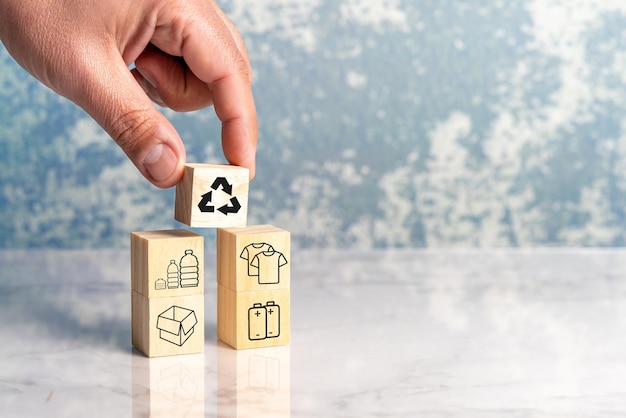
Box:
[157, 306, 198, 347]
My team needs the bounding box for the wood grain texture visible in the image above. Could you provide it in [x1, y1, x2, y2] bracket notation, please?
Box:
[132, 291, 205, 357]
[217, 285, 290, 350]
[217, 225, 290, 292]
[131, 229, 204, 299]
[174, 164, 249, 228]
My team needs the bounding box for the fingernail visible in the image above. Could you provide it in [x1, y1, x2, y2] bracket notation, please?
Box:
[137, 67, 157, 88]
[144, 143, 178, 182]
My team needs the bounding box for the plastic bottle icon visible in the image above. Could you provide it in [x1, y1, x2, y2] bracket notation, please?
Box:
[155, 278, 166, 290]
[167, 260, 179, 289]
[179, 249, 199, 288]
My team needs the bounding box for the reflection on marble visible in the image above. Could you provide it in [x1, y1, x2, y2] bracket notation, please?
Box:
[2, 249, 626, 416]
[217, 343, 290, 417]
[132, 352, 205, 417]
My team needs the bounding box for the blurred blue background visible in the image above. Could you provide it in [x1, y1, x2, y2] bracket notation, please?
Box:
[3, 0, 626, 249]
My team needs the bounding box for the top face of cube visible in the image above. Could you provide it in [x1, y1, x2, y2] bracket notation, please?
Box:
[174, 164, 249, 228]
[131, 229, 204, 298]
[217, 225, 290, 292]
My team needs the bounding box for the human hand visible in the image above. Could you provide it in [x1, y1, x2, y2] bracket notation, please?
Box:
[0, 0, 257, 187]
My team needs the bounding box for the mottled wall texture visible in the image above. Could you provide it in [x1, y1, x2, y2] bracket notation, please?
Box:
[2, 1, 626, 248]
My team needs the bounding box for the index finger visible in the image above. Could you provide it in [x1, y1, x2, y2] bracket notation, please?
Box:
[154, 3, 258, 178]
[212, 72, 258, 179]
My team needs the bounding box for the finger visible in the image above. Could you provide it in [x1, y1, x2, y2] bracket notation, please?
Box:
[67, 47, 186, 188]
[214, 73, 258, 180]
[132, 67, 166, 107]
[150, 4, 257, 178]
[180, 17, 258, 178]
[134, 46, 215, 111]
[212, 4, 253, 83]
[134, 43, 257, 178]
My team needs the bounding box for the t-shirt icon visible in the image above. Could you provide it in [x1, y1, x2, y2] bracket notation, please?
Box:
[251, 251, 287, 285]
[240, 243, 274, 276]
[240, 242, 287, 285]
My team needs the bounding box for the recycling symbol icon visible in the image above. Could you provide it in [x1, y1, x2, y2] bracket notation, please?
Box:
[198, 177, 242, 215]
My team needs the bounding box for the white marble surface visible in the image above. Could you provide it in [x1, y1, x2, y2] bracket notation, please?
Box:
[2, 248, 626, 417]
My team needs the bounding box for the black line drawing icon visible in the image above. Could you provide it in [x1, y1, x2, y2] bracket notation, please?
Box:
[240, 243, 274, 276]
[197, 177, 242, 215]
[155, 278, 167, 290]
[167, 259, 179, 289]
[179, 249, 199, 288]
[156, 249, 199, 290]
[248, 303, 266, 340]
[265, 301, 280, 338]
[240, 243, 287, 285]
[157, 306, 198, 347]
[248, 301, 280, 341]
[251, 251, 287, 285]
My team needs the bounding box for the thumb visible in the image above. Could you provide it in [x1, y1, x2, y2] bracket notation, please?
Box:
[68, 51, 186, 188]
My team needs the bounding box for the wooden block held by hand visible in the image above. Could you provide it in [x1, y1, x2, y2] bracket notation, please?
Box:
[175, 164, 249, 228]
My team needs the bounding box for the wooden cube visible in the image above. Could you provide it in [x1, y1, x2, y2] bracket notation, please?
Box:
[217, 285, 290, 350]
[132, 291, 204, 357]
[175, 164, 249, 228]
[131, 229, 204, 299]
[217, 225, 290, 292]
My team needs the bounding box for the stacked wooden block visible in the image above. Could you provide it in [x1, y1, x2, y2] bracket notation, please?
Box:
[217, 225, 291, 349]
[131, 229, 205, 357]
[131, 164, 290, 357]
